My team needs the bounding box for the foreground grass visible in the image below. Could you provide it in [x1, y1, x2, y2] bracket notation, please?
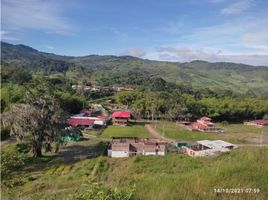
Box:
[100, 125, 150, 138]
[2, 143, 268, 200]
[155, 121, 247, 143]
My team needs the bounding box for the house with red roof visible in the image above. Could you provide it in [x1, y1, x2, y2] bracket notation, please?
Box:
[67, 111, 107, 128]
[111, 111, 132, 126]
[190, 116, 224, 133]
[244, 120, 268, 127]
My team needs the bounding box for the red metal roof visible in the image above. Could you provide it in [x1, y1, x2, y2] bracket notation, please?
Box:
[249, 120, 268, 125]
[192, 122, 207, 129]
[112, 111, 131, 118]
[67, 118, 95, 127]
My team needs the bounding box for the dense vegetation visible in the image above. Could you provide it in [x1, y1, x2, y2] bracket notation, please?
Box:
[114, 90, 268, 122]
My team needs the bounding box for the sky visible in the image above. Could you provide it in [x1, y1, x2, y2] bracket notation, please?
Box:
[1, 0, 268, 66]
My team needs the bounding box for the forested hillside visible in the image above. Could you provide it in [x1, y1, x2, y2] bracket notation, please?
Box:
[2, 42, 268, 96]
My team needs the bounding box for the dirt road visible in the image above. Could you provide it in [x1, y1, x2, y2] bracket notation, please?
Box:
[145, 124, 173, 143]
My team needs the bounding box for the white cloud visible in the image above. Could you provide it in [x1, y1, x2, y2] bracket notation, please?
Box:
[46, 45, 55, 50]
[221, 0, 253, 15]
[121, 48, 146, 58]
[242, 31, 268, 42]
[145, 47, 268, 66]
[0, 30, 19, 41]
[2, 0, 72, 35]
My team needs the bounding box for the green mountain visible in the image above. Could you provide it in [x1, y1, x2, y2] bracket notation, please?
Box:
[1, 42, 268, 96]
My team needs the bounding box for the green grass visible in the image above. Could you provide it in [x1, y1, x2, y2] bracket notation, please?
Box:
[2, 143, 268, 200]
[217, 123, 268, 137]
[217, 123, 268, 144]
[155, 121, 248, 143]
[100, 125, 150, 138]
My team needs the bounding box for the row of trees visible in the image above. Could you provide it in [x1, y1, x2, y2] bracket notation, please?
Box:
[115, 90, 268, 122]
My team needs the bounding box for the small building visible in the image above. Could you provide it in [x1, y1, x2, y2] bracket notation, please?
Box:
[244, 120, 268, 127]
[67, 113, 107, 128]
[108, 137, 166, 157]
[182, 140, 237, 157]
[190, 116, 224, 133]
[111, 111, 131, 126]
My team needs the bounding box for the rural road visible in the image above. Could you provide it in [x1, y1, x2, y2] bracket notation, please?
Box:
[145, 124, 173, 143]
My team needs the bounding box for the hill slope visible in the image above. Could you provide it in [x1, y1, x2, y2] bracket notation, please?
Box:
[1, 42, 268, 95]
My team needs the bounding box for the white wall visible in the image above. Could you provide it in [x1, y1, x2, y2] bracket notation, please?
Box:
[144, 151, 165, 156]
[111, 151, 129, 158]
[144, 152, 157, 156]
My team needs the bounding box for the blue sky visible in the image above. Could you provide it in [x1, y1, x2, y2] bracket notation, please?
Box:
[1, 0, 268, 65]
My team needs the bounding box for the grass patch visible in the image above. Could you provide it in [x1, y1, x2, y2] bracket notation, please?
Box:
[217, 123, 268, 137]
[100, 125, 150, 138]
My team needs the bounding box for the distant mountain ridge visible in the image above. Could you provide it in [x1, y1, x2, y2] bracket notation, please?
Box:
[1, 42, 268, 96]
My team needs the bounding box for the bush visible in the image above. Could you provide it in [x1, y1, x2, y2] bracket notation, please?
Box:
[97, 141, 109, 155]
[78, 183, 135, 200]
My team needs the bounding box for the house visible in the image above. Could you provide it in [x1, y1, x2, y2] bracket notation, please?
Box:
[244, 120, 268, 127]
[190, 116, 224, 133]
[67, 109, 107, 127]
[182, 140, 237, 157]
[111, 111, 131, 126]
[108, 137, 166, 157]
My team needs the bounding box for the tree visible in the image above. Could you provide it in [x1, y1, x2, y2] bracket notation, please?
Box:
[2, 80, 66, 157]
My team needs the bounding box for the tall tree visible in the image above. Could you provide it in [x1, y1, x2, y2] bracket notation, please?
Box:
[2, 79, 66, 157]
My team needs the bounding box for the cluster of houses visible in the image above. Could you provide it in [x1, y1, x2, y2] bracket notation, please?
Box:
[72, 84, 133, 94]
[67, 109, 132, 128]
[67, 107, 267, 158]
[178, 116, 224, 133]
[107, 137, 238, 158]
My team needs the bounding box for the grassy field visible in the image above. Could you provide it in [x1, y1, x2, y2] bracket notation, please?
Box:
[100, 124, 150, 138]
[154, 121, 248, 143]
[1, 141, 268, 200]
[216, 123, 268, 135]
[154, 121, 268, 144]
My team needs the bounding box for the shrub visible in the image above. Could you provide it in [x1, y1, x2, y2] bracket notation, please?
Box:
[78, 183, 135, 200]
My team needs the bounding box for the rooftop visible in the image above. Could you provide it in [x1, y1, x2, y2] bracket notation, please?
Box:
[197, 140, 237, 149]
